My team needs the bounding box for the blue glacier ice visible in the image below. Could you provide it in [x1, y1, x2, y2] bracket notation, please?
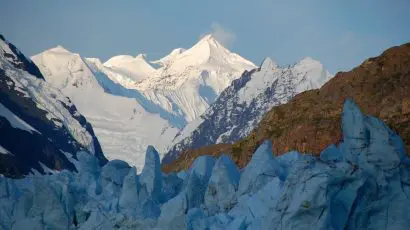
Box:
[204, 155, 240, 215]
[237, 140, 284, 196]
[0, 99, 409, 229]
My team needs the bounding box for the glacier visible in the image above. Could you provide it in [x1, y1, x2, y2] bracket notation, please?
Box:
[1, 99, 409, 229]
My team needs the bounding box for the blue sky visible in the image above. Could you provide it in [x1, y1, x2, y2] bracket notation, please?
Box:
[0, 0, 409, 73]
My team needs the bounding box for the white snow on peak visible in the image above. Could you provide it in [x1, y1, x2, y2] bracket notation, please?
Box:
[165, 34, 254, 75]
[292, 57, 332, 93]
[47, 45, 71, 53]
[165, 56, 333, 159]
[135, 53, 149, 60]
[136, 34, 256, 91]
[260, 57, 278, 70]
[31, 48, 102, 90]
[31, 35, 330, 171]
[103, 54, 155, 82]
[151, 48, 186, 67]
[0, 39, 96, 153]
[0, 144, 11, 155]
[32, 49, 179, 171]
[298, 56, 315, 63]
[80, 34, 256, 124]
[85, 57, 103, 67]
[131, 34, 256, 122]
[238, 57, 332, 104]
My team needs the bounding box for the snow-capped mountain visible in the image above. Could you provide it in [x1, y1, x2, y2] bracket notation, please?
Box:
[32, 45, 102, 89]
[104, 54, 155, 82]
[151, 48, 186, 67]
[163, 57, 332, 163]
[0, 35, 107, 177]
[31, 34, 256, 170]
[92, 34, 256, 124]
[135, 34, 256, 122]
[32, 47, 179, 171]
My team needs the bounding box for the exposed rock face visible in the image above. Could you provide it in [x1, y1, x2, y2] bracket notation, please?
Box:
[163, 42, 410, 172]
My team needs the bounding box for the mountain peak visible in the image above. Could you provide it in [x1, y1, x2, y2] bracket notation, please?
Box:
[85, 57, 103, 67]
[297, 56, 320, 65]
[169, 33, 247, 69]
[103, 54, 155, 81]
[198, 34, 221, 48]
[48, 45, 71, 53]
[151, 48, 185, 66]
[104, 55, 134, 66]
[31, 45, 102, 90]
[260, 57, 278, 70]
[136, 53, 148, 60]
[202, 34, 216, 40]
[172, 48, 186, 54]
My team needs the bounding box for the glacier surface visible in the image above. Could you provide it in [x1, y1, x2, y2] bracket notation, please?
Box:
[1, 100, 409, 229]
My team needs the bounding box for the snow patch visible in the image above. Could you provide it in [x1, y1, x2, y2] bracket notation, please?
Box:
[0, 102, 40, 134]
[0, 145, 12, 155]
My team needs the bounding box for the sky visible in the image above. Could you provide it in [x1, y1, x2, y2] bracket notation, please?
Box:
[0, 0, 409, 73]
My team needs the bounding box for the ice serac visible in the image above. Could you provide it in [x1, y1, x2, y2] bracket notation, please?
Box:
[119, 167, 139, 216]
[237, 140, 283, 196]
[204, 155, 240, 215]
[163, 56, 332, 164]
[342, 99, 403, 171]
[139, 146, 162, 201]
[100, 159, 130, 188]
[32, 46, 178, 172]
[0, 99, 409, 229]
[157, 192, 188, 229]
[185, 155, 215, 210]
[0, 35, 106, 178]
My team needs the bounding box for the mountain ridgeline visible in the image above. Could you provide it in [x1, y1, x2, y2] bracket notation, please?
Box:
[163, 42, 410, 172]
[163, 57, 332, 164]
[31, 35, 255, 170]
[0, 35, 107, 178]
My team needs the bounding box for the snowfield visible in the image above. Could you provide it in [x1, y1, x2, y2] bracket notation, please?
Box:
[1, 100, 409, 229]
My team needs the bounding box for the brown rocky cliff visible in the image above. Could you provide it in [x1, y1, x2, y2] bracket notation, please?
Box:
[162, 42, 410, 173]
